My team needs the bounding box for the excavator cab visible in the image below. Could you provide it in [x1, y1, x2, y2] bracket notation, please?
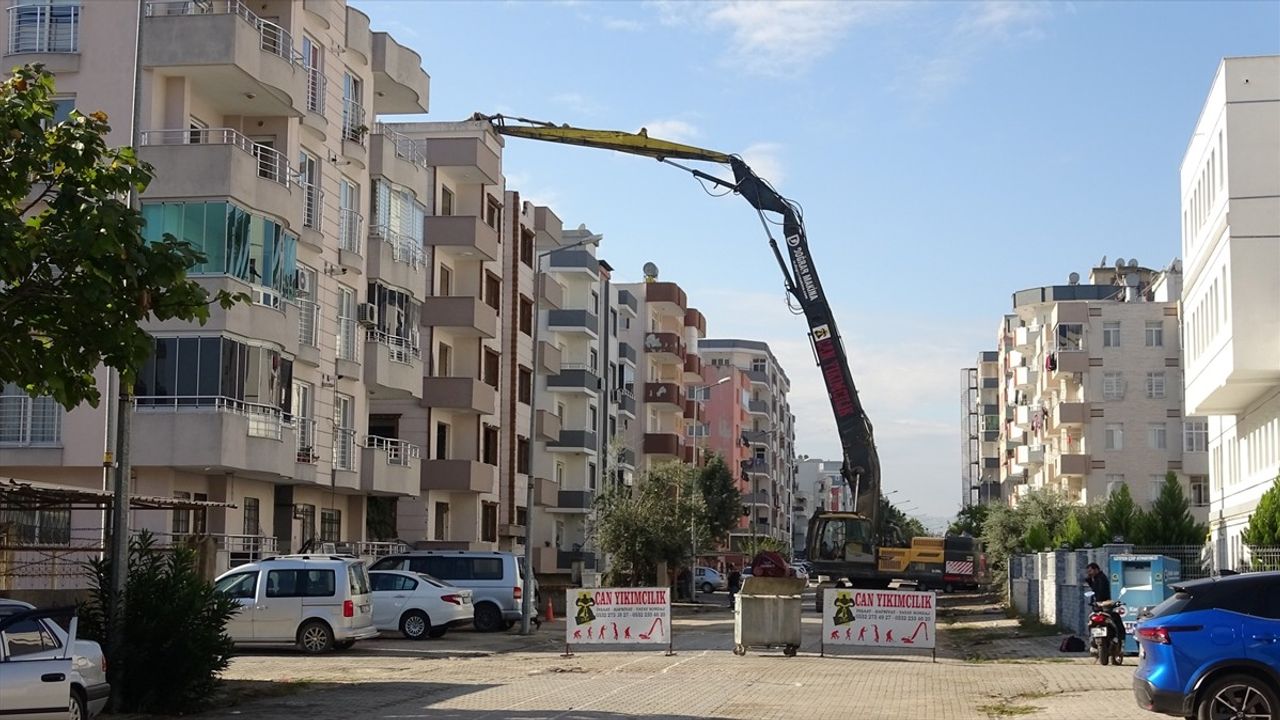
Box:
[806, 512, 877, 572]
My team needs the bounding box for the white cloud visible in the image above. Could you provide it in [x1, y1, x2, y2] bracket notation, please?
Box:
[602, 17, 645, 31]
[642, 119, 701, 144]
[740, 142, 785, 185]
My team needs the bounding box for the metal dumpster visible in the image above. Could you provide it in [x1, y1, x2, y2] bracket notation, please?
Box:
[733, 576, 807, 656]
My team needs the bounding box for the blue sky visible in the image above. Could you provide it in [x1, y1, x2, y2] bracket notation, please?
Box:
[355, 0, 1279, 522]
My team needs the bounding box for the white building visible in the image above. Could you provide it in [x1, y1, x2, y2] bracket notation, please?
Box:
[1179, 56, 1280, 569]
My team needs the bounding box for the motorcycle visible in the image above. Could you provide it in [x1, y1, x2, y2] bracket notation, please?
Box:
[1084, 591, 1125, 666]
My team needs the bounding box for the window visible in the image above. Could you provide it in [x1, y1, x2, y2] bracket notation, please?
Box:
[517, 436, 530, 474]
[1190, 475, 1209, 506]
[481, 502, 499, 542]
[333, 393, 355, 471]
[588, 462, 598, 491]
[518, 366, 532, 404]
[266, 569, 336, 598]
[1146, 372, 1166, 399]
[296, 503, 316, 544]
[484, 196, 501, 230]
[1146, 321, 1164, 347]
[591, 290, 600, 312]
[338, 179, 361, 253]
[484, 273, 501, 311]
[520, 230, 534, 267]
[483, 348, 500, 389]
[243, 497, 261, 536]
[7, 0, 80, 54]
[214, 571, 258, 600]
[437, 342, 453, 377]
[302, 35, 324, 113]
[1148, 423, 1167, 450]
[297, 265, 319, 347]
[1184, 419, 1208, 453]
[1102, 372, 1124, 401]
[610, 309, 618, 337]
[1105, 423, 1124, 451]
[440, 186, 454, 216]
[172, 492, 192, 534]
[367, 282, 422, 357]
[1106, 474, 1125, 497]
[320, 509, 341, 542]
[751, 357, 768, 373]
[371, 573, 416, 593]
[342, 72, 365, 144]
[1149, 475, 1166, 502]
[299, 151, 321, 229]
[433, 502, 449, 541]
[435, 422, 449, 460]
[519, 296, 533, 335]
[0, 384, 63, 446]
[482, 424, 499, 466]
[555, 461, 565, 484]
[1103, 321, 1120, 347]
[437, 263, 452, 295]
[337, 286, 357, 362]
[293, 380, 314, 462]
[1056, 323, 1084, 351]
[2, 617, 61, 658]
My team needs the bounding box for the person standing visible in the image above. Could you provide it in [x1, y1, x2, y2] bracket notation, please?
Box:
[727, 564, 742, 608]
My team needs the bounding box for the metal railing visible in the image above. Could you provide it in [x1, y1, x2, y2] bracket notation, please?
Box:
[560, 362, 595, 372]
[338, 207, 363, 254]
[365, 328, 421, 365]
[139, 127, 292, 187]
[7, 2, 79, 54]
[342, 96, 366, 144]
[352, 540, 410, 558]
[145, 1, 304, 66]
[133, 395, 293, 440]
[337, 318, 359, 362]
[370, 224, 425, 268]
[302, 181, 321, 229]
[295, 417, 315, 463]
[374, 123, 426, 165]
[297, 300, 319, 347]
[333, 427, 356, 471]
[0, 393, 62, 447]
[305, 65, 326, 114]
[365, 435, 421, 467]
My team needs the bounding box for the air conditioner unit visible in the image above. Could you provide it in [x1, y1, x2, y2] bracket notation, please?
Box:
[357, 302, 378, 327]
[294, 269, 309, 294]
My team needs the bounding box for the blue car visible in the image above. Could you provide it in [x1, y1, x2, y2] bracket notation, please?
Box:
[1133, 571, 1280, 718]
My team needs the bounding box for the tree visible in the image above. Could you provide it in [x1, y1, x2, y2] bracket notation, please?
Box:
[1023, 521, 1051, 552]
[1141, 472, 1208, 545]
[1243, 476, 1280, 548]
[1101, 483, 1141, 543]
[981, 489, 1071, 571]
[0, 65, 241, 409]
[697, 454, 741, 547]
[595, 462, 699, 585]
[948, 504, 990, 537]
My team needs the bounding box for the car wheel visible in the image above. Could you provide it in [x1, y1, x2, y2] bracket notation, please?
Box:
[401, 610, 430, 640]
[297, 620, 334, 654]
[428, 626, 448, 639]
[1196, 673, 1279, 720]
[701, 582, 714, 594]
[69, 689, 87, 720]
[474, 603, 503, 633]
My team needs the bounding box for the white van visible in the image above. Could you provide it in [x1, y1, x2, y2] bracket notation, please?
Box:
[370, 550, 535, 632]
[213, 555, 379, 653]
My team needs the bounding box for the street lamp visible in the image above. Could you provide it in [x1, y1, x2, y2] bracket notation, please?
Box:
[521, 233, 599, 636]
[685, 375, 730, 601]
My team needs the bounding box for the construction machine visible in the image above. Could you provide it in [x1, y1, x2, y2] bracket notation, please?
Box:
[475, 114, 935, 591]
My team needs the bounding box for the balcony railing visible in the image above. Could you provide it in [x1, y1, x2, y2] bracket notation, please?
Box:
[342, 96, 366, 144]
[139, 127, 292, 187]
[298, 300, 319, 347]
[145, 0, 304, 66]
[305, 65, 326, 114]
[338, 208, 363, 254]
[295, 417, 315, 463]
[337, 318, 359, 362]
[6, 2, 79, 54]
[365, 435, 420, 467]
[366, 328, 421, 365]
[374, 123, 426, 165]
[371, 224, 425, 268]
[133, 396, 293, 440]
[333, 427, 356, 471]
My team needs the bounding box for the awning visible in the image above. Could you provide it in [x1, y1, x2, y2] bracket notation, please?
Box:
[0, 477, 236, 511]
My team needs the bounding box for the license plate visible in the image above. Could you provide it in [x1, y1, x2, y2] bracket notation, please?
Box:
[1091, 627, 1108, 638]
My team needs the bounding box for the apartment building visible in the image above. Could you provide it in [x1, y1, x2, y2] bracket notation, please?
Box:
[998, 262, 1208, 520]
[961, 352, 1003, 506]
[699, 339, 797, 549]
[0, 0, 432, 580]
[1178, 56, 1280, 570]
[798, 459, 849, 514]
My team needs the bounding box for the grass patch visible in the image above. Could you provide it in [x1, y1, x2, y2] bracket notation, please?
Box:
[1015, 617, 1062, 637]
[977, 700, 1039, 717]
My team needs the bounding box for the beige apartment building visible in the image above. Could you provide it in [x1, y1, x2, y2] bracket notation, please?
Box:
[960, 351, 1002, 506]
[998, 261, 1208, 521]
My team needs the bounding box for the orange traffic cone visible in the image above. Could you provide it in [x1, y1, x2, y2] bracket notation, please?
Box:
[546, 598, 555, 623]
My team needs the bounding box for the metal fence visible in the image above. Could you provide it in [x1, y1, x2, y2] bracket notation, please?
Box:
[1131, 545, 1216, 579]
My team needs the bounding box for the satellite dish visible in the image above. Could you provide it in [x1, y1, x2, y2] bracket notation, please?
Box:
[1128, 259, 1139, 268]
[1068, 272, 1080, 285]
[642, 262, 659, 280]
[1125, 272, 1140, 287]
[1115, 258, 1126, 270]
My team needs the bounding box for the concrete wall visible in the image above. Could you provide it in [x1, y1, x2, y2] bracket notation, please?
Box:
[1008, 544, 1134, 635]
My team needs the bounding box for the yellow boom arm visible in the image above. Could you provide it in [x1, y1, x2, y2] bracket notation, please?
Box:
[472, 114, 733, 165]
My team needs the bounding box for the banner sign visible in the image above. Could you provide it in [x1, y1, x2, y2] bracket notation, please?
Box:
[565, 587, 671, 645]
[822, 588, 936, 650]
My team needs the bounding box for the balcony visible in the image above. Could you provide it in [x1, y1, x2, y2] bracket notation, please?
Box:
[645, 282, 687, 314]
[618, 448, 636, 468]
[368, 226, 426, 292]
[743, 492, 771, 506]
[363, 330, 423, 398]
[644, 382, 683, 410]
[545, 365, 600, 395]
[361, 436, 420, 497]
[536, 410, 561, 441]
[340, 97, 368, 163]
[684, 308, 707, 337]
[748, 399, 770, 416]
[421, 377, 497, 415]
[1014, 325, 1041, 351]
[422, 459, 497, 495]
[683, 354, 703, 382]
[531, 545, 558, 573]
[618, 342, 638, 366]
[546, 250, 599, 277]
[1015, 445, 1044, 466]
[617, 289, 639, 317]
[540, 275, 566, 310]
[1014, 405, 1032, 428]
[683, 445, 701, 465]
[370, 125, 429, 200]
[423, 136, 500, 185]
[742, 429, 770, 445]
[424, 215, 499, 261]
[1014, 366, 1038, 389]
[684, 399, 704, 423]
[5, 2, 80, 72]
[555, 491, 595, 513]
[643, 332, 684, 363]
[539, 341, 562, 374]
[534, 206, 562, 244]
[741, 458, 769, 476]
[371, 31, 430, 114]
[532, 476, 558, 506]
[420, 296, 497, 338]
[617, 389, 636, 417]
[547, 430, 598, 454]
[142, 1, 307, 118]
[1053, 401, 1089, 427]
[1057, 453, 1090, 477]
[145, 276, 298, 358]
[131, 397, 296, 480]
[643, 432, 682, 458]
[138, 128, 300, 231]
[547, 309, 599, 337]
[557, 550, 598, 570]
[1048, 350, 1089, 378]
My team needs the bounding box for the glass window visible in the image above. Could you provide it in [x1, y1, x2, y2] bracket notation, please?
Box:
[214, 571, 258, 600]
[1056, 323, 1084, 351]
[1102, 372, 1124, 401]
[472, 557, 503, 580]
[2, 618, 60, 658]
[1184, 419, 1208, 453]
[1146, 321, 1164, 347]
[321, 509, 341, 542]
[1148, 423, 1168, 450]
[370, 572, 398, 592]
[1102, 321, 1120, 347]
[1105, 423, 1123, 451]
[1146, 372, 1166, 399]
[348, 563, 369, 596]
[242, 497, 260, 536]
[266, 569, 336, 598]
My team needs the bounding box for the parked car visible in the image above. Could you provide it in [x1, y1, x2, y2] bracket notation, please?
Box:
[213, 554, 379, 654]
[0, 605, 102, 720]
[370, 550, 536, 632]
[694, 567, 726, 593]
[1134, 571, 1280, 718]
[368, 570, 473, 640]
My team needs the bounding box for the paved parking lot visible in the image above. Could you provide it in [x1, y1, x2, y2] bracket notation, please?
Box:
[164, 593, 1154, 720]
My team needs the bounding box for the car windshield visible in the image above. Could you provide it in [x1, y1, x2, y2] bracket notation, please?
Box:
[348, 563, 371, 596]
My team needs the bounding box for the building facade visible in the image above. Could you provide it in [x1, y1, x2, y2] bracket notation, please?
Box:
[1179, 56, 1280, 570]
[961, 351, 1002, 506]
[998, 262, 1208, 520]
